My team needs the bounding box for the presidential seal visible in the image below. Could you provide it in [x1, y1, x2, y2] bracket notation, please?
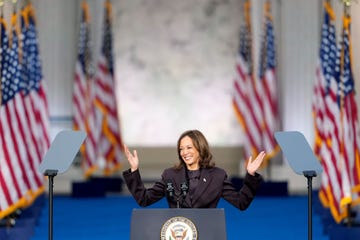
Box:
[160, 216, 198, 240]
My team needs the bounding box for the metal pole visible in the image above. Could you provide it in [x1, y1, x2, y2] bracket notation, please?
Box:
[48, 175, 54, 240]
[45, 170, 58, 240]
[304, 171, 316, 240]
[307, 175, 313, 240]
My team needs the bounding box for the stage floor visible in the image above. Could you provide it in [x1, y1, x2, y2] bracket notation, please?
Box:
[26, 194, 330, 240]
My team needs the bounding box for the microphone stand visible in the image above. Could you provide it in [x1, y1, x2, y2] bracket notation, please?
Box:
[176, 195, 180, 208]
[166, 181, 188, 208]
[179, 182, 189, 208]
[166, 181, 181, 208]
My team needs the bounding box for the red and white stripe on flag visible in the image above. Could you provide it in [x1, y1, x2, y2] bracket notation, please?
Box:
[256, 1, 280, 163]
[313, 1, 346, 223]
[73, 62, 99, 176]
[338, 14, 360, 211]
[313, 2, 360, 223]
[72, 1, 101, 177]
[232, 0, 263, 159]
[93, 0, 124, 175]
[94, 55, 124, 175]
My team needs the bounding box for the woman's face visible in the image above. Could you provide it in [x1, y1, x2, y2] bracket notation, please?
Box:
[179, 136, 200, 170]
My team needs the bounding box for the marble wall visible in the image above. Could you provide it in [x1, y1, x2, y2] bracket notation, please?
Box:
[112, 0, 247, 146]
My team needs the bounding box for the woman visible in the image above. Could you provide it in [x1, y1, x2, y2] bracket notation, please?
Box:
[122, 129, 265, 210]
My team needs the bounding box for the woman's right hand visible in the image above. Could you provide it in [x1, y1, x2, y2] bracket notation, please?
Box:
[124, 144, 139, 172]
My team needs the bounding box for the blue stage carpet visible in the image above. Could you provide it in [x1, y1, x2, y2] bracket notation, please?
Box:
[29, 195, 329, 240]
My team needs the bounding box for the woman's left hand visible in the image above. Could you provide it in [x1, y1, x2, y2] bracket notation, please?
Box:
[246, 151, 266, 176]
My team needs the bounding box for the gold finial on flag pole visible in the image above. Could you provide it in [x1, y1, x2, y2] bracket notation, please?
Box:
[341, 0, 358, 7]
[0, 0, 3, 19]
[343, 0, 351, 6]
[341, 0, 355, 16]
[11, 0, 18, 13]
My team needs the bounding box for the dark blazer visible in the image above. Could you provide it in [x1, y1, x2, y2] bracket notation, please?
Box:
[123, 166, 263, 210]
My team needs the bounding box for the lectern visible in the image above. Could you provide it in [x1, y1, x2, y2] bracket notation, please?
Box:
[274, 131, 323, 240]
[131, 208, 227, 240]
[39, 130, 87, 240]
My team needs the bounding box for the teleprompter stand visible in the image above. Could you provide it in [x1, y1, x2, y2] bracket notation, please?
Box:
[39, 130, 86, 240]
[274, 131, 323, 240]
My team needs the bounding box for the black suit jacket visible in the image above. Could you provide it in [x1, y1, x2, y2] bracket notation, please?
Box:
[123, 166, 263, 210]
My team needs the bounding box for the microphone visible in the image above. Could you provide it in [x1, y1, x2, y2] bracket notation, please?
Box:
[180, 182, 188, 197]
[166, 180, 174, 198]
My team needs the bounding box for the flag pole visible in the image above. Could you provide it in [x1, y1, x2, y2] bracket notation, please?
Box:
[342, 0, 353, 227]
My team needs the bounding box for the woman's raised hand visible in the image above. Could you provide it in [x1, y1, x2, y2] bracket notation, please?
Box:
[124, 144, 139, 172]
[246, 151, 266, 176]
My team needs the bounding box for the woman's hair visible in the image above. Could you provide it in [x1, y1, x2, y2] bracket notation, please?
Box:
[175, 129, 215, 169]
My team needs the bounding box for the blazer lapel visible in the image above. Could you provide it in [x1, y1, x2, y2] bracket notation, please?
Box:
[190, 168, 211, 205]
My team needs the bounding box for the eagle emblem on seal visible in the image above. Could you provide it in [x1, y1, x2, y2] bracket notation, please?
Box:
[160, 216, 198, 240]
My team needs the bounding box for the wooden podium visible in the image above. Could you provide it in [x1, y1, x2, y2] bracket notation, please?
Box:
[130, 208, 227, 239]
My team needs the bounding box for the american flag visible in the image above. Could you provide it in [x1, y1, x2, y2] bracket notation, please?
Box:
[93, 0, 124, 175]
[73, 1, 100, 176]
[313, 1, 344, 222]
[0, 14, 29, 218]
[232, 0, 263, 159]
[257, 1, 280, 163]
[18, 4, 51, 202]
[337, 13, 360, 217]
[313, 2, 360, 223]
[24, 4, 51, 158]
